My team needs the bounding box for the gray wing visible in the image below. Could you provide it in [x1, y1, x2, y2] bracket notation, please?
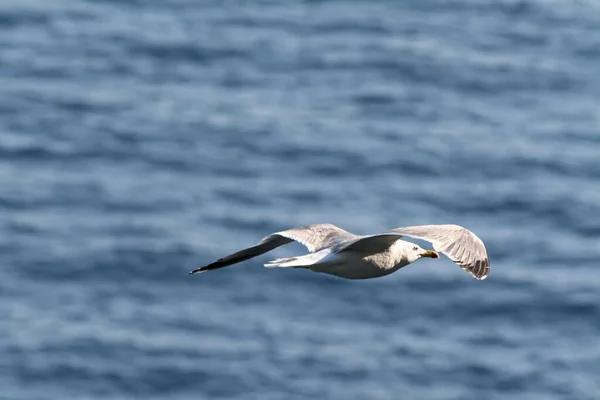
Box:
[335, 234, 404, 254]
[388, 224, 490, 280]
[189, 223, 356, 274]
[276, 223, 356, 252]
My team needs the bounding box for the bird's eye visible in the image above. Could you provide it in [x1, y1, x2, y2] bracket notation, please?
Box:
[413, 247, 418, 251]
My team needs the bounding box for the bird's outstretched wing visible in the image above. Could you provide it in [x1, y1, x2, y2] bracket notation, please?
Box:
[189, 223, 356, 274]
[388, 224, 490, 280]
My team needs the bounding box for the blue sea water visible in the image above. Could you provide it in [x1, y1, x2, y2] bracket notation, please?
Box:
[1, 0, 600, 399]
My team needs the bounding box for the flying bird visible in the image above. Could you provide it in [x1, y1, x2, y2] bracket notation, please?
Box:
[189, 224, 490, 280]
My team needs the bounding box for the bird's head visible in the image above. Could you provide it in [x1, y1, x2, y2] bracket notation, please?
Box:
[408, 244, 440, 263]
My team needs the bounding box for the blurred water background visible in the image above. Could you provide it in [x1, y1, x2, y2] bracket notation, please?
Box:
[1, 0, 600, 399]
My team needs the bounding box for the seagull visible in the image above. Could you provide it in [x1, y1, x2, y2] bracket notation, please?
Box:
[189, 224, 490, 280]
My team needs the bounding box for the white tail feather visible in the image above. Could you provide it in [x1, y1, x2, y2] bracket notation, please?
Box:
[264, 250, 330, 268]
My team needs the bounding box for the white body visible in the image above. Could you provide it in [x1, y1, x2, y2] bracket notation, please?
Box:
[265, 240, 421, 280]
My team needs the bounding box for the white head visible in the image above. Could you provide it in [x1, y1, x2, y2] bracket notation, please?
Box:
[407, 243, 440, 263]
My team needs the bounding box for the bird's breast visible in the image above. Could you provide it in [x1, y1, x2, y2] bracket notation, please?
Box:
[309, 251, 409, 280]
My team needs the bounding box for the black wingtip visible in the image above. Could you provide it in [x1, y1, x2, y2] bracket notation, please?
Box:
[188, 268, 204, 275]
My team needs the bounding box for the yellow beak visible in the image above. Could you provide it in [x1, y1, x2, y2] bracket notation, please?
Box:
[421, 250, 440, 258]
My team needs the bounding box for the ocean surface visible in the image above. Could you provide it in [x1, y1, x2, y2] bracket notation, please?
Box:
[1, 0, 600, 399]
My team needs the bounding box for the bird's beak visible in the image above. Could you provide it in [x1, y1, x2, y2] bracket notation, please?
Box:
[421, 250, 440, 258]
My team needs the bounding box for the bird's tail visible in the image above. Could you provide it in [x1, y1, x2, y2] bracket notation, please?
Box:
[264, 250, 329, 268]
